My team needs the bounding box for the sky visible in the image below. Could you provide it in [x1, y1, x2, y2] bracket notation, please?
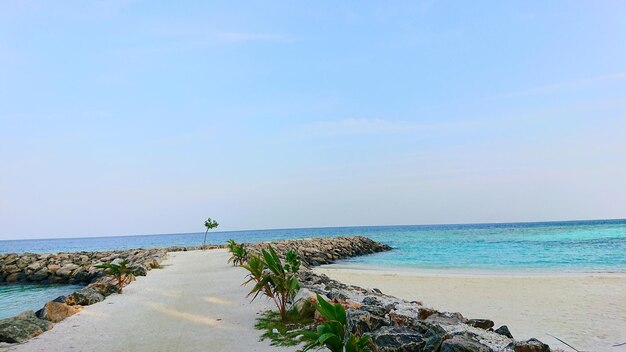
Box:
[1, 1, 625, 240]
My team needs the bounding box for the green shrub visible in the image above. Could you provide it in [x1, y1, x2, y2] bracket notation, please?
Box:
[302, 295, 372, 352]
[226, 239, 249, 266]
[242, 245, 301, 321]
[255, 306, 316, 347]
[94, 260, 137, 292]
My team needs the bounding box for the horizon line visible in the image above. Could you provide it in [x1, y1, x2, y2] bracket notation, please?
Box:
[2, 217, 624, 242]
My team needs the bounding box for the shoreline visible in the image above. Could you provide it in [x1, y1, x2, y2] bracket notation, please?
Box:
[318, 262, 626, 278]
[315, 264, 626, 352]
[0, 236, 390, 346]
[1, 250, 298, 352]
[3, 236, 624, 351]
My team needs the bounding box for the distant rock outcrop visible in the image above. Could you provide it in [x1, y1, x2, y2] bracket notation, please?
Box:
[246, 236, 392, 267]
[0, 248, 169, 284]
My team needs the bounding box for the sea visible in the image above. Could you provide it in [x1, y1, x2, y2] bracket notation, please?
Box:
[1, 219, 625, 319]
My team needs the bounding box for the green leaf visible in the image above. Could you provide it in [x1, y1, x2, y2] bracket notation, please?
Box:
[316, 294, 336, 320]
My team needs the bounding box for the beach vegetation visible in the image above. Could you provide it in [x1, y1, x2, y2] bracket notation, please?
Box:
[254, 306, 316, 347]
[302, 295, 372, 352]
[203, 218, 219, 250]
[94, 260, 137, 292]
[242, 245, 301, 321]
[148, 261, 163, 269]
[226, 239, 249, 266]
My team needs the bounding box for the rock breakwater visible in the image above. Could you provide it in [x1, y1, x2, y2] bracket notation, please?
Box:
[296, 270, 555, 351]
[1, 236, 554, 351]
[247, 236, 391, 267]
[0, 237, 387, 344]
[241, 238, 555, 352]
[0, 249, 168, 284]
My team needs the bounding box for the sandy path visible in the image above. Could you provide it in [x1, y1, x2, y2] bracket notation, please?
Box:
[2, 249, 295, 352]
[315, 266, 626, 352]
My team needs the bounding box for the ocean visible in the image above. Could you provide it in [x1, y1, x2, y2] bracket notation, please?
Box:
[1, 219, 625, 318]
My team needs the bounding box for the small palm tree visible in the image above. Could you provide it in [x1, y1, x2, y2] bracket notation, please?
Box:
[242, 246, 301, 321]
[226, 239, 249, 266]
[94, 260, 137, 292]
[203, 218, 219, 250]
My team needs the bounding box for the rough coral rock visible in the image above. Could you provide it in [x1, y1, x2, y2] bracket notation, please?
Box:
[467, 319, 495, 330]
[0, 311, 53, 343]
[1, 248, 169, 284]
[66, 287, 105, 306]
[348, 308, 389, 336]
[368, 326, 426, 352]
[494, 325, 513, 339]
[425, 312, 465, 326]
[508, 338, 550, 352]
[36, 301, 82, 323]
[440, 332, 493, 352]
[87, 282, 121, 296]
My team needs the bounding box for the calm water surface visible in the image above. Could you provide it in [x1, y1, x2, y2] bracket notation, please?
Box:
[0, 284, 83, 319]
[2, 219, 624, 271]
[1, 219, 625, 318]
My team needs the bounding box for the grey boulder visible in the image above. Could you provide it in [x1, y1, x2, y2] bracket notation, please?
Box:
[66, 287, 105, 306]
[440, 333, 493, 352]
[368, 326, 425, 352]
[0, 310, 53, 343]
[494, 325, 513, 339]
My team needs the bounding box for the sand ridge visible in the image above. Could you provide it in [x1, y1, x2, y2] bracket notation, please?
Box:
[2, 249, 296, 352]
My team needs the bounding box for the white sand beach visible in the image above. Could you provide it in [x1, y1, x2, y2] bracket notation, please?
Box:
[3, 249, 625, 352]
[315, 265, 626, 352]
[2, 249, 296, 352]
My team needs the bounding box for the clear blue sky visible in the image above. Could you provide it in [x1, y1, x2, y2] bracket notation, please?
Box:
[1, 1, 625, 240]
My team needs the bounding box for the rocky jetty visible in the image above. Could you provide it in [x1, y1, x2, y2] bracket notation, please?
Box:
[247, 236, 392, 267]
[0, 247, 173, 344]
[0, 236, 555, 351]
[248, 239, 555, 352]
[293, 271, 556, 352]
[0, 248, 169, 284]
[0, 237, 385, 345]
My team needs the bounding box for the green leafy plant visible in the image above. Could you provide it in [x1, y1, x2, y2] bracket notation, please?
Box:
[255, 307, 315, 347]
[226, 239, 249, 266]
[302, 295, 373, 352]
[203, 218, 219, 250]
[94, 260, 137, 292]
[242, 245, 301, 321]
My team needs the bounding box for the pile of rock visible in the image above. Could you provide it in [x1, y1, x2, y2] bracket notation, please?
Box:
[247, 236, 392, 267]
[0, 248, 170, 344]
[0, 249, 168, 284]
[240, 238, 553, 351]
[0, 311, 53, 344]
[1, 236, 555, 351]
[0, 237, 385, 344]
[295, 270, 553, 352]
[0, 281, 124, 343]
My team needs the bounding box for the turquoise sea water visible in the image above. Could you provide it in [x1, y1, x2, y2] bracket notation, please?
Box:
[1, 219, 625, 318]
[2, 219, 625, 271]
[0, 284, 83, 319]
